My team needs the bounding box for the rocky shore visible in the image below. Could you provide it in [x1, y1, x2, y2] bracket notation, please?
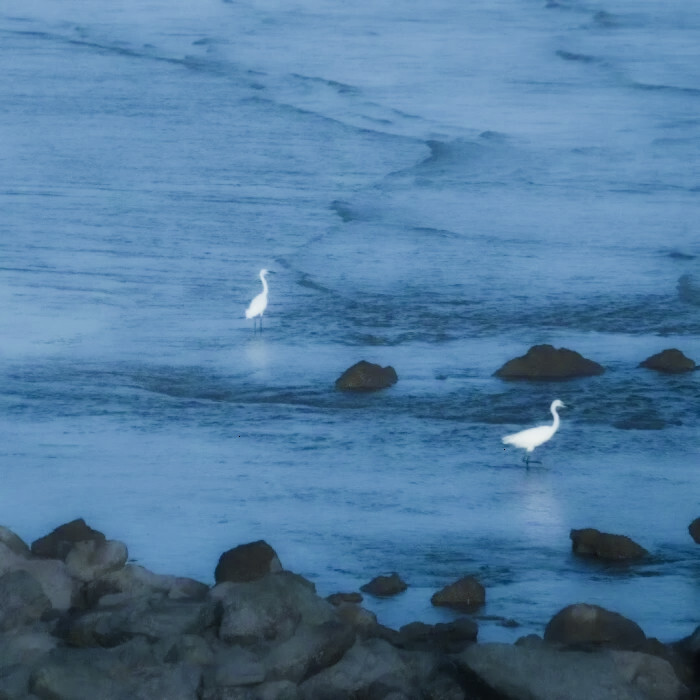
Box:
[1, 520, 698, 700]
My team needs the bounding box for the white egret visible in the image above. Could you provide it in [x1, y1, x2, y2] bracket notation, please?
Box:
[245, 268, 273, 331]
[502, 399, 566, 466]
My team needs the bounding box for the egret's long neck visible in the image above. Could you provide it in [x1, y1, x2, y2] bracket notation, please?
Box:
[551, 405, 560, 431]
[260, 271, 269, 295]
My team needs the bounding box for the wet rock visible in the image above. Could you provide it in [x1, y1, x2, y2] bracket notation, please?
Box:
[0, 526, 31, 557]
[640, 348, 696, 373]
[0, 570, 52, 631]
[65, 539, 128, 583]
[360, 573, 407, 597]
[570, 528, 648, 561]
[326, 591, 363, 606]
[30, 518, 106, 560]
[494, 344, 604, 380]
[212, 572, 335, 645]
[335, 360, 398, 391]
[215, 540, 283, 584]
[456, 643, 686, 700]
[688, 518, 700, 544]
[430, 576, 485, 612]
[334, 601, 380, 636]
[544, 603, 646, 650]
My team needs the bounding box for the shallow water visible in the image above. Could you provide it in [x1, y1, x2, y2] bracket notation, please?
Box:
[1, 0, 699, 642]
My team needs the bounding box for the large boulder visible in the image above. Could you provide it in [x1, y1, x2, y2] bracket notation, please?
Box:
[544, 603, 646, 650]
[0, 526, 31, 557]
[688, 518, 700, 545]
[495, 344, 604, 380]
[570, 528, 648, 561]
[31, 519, 106, 560]
[359, 573, 407, 597]
[640, 348, 696, 373]
[430, 576, 485, 612]
[335, 360, 398, 391]
[456, 643, 686, 700]
[214, 540, 282, 584]
[396, 618, 478, 653]
[211, 572, 336, 645]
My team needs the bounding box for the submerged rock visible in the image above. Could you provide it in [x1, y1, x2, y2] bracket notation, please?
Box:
[359, 573, 407, 597]
[570, 528, 648, 561]
[430, 576, 485, 612]
[214, 540, 282, 584]
[639, 348, 696, 373]
[688, 518, 700, 545]
[495, 344, 604, 380]
[326, 592, 363, 606]
[335, 360, 398, 391]
[544, 603, 646, 650]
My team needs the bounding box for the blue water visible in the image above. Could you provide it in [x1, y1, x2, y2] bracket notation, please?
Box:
[1, 0, 699, 643]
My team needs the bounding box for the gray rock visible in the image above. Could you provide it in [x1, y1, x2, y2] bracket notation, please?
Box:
[688, 518, 700, 544]
[334, 602, 379, 636]
[456, 643, 687, 700]
[65, 539, 129, 583]
[62, 597, 217, 647]
[325, 592, 362, 606]
[396, 617, 478, 653]
[265, 621, 356, 683]
[335, 360, 398, 391]
[360, 573, 407, 597]
[298, 638, 415, 698]
[85, 563, 208, 606]
[570, 528, 648, 561]
[215, 541, 283, 584]
[206, 646, 266, 687]
[0, 570, 52, 631]
[164, 633, 216, 666]
[640, 348, 696, 373]
[30, 518, 106, 560]
[544, 603, 646, 649]
[0, 526, 31, 557]
[212, 572, 335, 645]
[430, 576, 485, 612]
[201, 680, 301, 700]
[0, 630, 57, 698]
[0, 542, 78, 611]
[494, 344, 604, 380]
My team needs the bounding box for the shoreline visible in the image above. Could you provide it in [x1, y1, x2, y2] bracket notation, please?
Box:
[1, 519, 697, 699]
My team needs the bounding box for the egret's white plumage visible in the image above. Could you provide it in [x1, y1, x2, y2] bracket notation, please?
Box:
[245, 268, 271, 330]
[502, 399, 566, 465]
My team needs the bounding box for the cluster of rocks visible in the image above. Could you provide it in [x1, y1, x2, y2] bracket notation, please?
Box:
[1, 519, 699, 699]
[336, 345, 697, 391]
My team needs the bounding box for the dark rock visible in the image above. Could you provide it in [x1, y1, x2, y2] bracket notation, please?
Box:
[494, 344, 604, 380]
[689, 518, 700, 545]
[396, 617, 478, 653]
[455, 643, 686, 700]
[334, 602, 380, 636]
[544, 603, 646, 650]
[335, 360, 398, 391]
[640, 348, 696, 373]
[360, 573, 407, 597]
[211, 572, 335, 645]
[0, 570, 52, 631]
[430, 576, 485, 612]
[570, 528, 648, 561]
[326, 592, 363, 606]
[31, 519, 106, 561]
[215, 541, 282, 584]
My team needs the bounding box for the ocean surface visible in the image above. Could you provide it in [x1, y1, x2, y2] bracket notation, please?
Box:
[1, 0, 699, 642]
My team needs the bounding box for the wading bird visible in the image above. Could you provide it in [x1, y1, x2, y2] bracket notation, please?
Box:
[502, 399, 566, 466]
[245, 268, 274, 331]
